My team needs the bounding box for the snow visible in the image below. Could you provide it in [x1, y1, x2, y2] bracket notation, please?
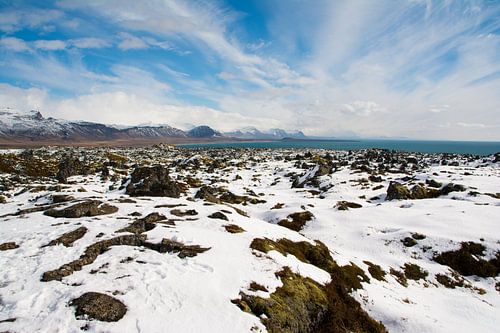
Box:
[0, 147, 499, 332]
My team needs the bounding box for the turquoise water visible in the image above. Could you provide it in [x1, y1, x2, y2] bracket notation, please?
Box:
[178, 139, 500, 156]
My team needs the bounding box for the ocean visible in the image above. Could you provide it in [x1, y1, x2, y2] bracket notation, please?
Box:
[177, 139, 500, 156]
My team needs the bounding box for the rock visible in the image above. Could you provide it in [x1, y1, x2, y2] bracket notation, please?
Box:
[386, 182, 411, 200]
[145, 239, 210, 258]
[42, 235, 146, 281]
[51, 194, 75, 203]
[0, 242, 19, 251]
[369, 175, 383, 183]
[410, 184, 440, 199]
[56, 156, 88, 183]
[440, 183, 466, 195]
[70, 292, 126, 322]
[116, 214, 160, 235]
[170, 209, 198, 217]
[194, 185, 220, 203]
[44, 200, 118, 218]
[44, 227, 88, 247]
[335, 201, 362, 211]
[224, 224, 245, 233]
[401, 237, 417, 247]
[208, 212, 228, 220]
[126, 165, 181, 197]
[425, 179, 442, 188]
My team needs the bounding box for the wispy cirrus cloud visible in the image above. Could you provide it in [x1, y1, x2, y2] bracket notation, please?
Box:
[0, 0, 499, 140]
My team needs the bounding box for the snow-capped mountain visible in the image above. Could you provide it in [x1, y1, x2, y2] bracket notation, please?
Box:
[0, 108, 188, 142]
[187, 125, 222, 138]
[225, 127, 306, 140]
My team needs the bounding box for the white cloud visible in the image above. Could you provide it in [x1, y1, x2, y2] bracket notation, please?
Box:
[70, 37, 110, 49]
[0, 8, 64, 32]
[0, 37, 30, 52]
[33, 39, 67, 50]
[117, 32, 149, 50]
[341, 101, 387, 117]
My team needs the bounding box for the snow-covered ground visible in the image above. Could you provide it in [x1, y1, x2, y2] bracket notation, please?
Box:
[0, 147, 498, 332]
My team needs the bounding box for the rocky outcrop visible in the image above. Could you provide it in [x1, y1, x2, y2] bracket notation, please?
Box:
[386, 182, 459, 200]
[44, 200, 118, 218]
[126, 165, 181, 197]
[43, 227, 88, 247]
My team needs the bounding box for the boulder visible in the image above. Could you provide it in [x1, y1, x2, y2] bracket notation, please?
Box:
[0, 242, 19, 251]
[126, 165, 181, 197]
[70, 292, 126, 322]
[44, 200, 118, 218]
[440, 183, 466, 195]
[386, 182, 411, 200]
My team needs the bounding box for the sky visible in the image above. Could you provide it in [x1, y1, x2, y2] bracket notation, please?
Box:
[0, 0, 499, 140]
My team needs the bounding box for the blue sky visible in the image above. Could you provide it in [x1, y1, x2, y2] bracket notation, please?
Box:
[0, 0, 499, 140]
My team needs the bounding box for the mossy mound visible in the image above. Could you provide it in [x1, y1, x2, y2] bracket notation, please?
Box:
[403, 263, 428, 280]
[277, 211, 314, 231]
[434, 242, 499, 278]
[250, 238, 336, 274]
[233, 267, 386, 333]
[363, 261, 386, 281]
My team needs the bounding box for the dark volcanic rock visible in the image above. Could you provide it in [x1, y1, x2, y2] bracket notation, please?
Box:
[56, 156, 88, 183]
[41, 235, 146, 281]
[440, 183, 466, 195]
[44, 200, 118, 218]
[386, 182, 411, 200]
[126, 165, 181, 197]
[170, 209, 198, 217]
[70, 292, 126, 322]
[44, 227, 88, 247]
[51, 194, 75, 203]
[0, 242, 19, 251]
[208, 212, 228, 220]
[335, 201, 362, 211]
[144, 239, 210, 258]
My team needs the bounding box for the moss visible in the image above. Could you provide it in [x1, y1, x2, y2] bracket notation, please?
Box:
[390, 268, 408, 287]
[250, 238, 337, 274]
[233, 267, 386, 333]
[363, 261, 386, 281]
[403, 263, 428, 281]
[249, 282, 268, 292]
[339, 263, 370, 290]
[434, 242, 499, 278]
[435, 273, 464, 289]
[277, 211, 314, 231]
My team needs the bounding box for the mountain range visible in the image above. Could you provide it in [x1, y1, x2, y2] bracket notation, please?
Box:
[0, 108, 307, 145]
